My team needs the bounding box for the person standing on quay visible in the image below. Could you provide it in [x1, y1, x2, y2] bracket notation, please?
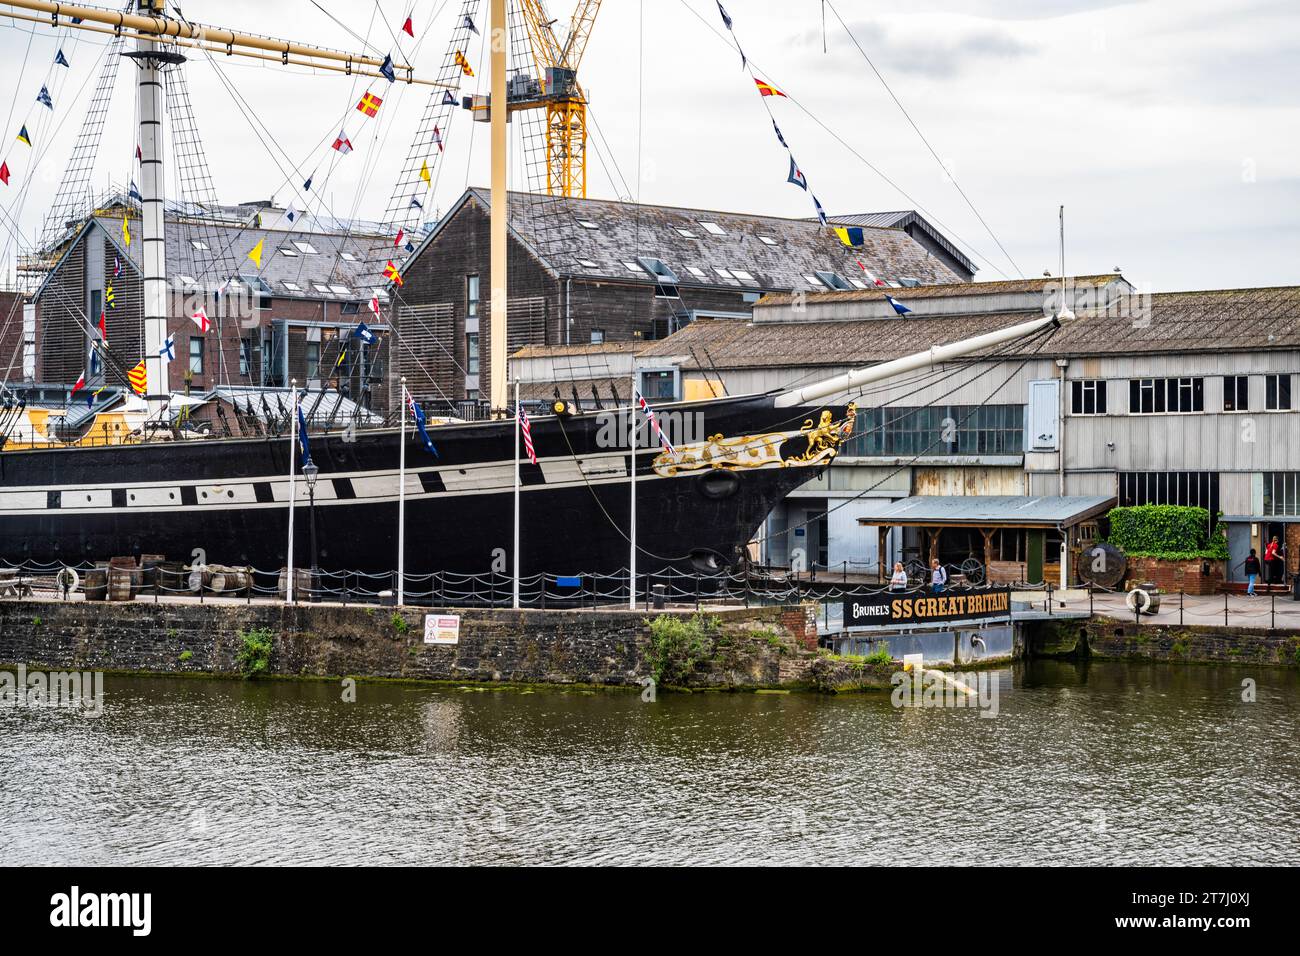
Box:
[1244, 548, 1261, 597]
[890, 562, 909, 592]
[930, 558, 947, 595]
[1265, 536, 1282, 585]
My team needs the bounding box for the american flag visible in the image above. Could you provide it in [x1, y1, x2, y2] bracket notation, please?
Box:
[635, 390, 676, 454]
[518, 405, 538, 465]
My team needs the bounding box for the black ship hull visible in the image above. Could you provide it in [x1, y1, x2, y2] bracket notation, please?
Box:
[0, 394, 854, 579]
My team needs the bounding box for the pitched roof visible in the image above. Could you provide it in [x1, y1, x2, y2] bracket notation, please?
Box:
[758, 275, 1125, 307]
[438, 187, 962, 292]
[638, 286, 1300, 368]
[822, 210, 977, 276]
[90, 209, 394, 303]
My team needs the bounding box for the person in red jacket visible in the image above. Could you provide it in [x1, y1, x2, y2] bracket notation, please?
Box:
[1264, 536, 1283, 585]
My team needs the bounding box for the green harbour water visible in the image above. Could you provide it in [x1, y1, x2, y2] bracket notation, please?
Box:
[2, 660, 1297, 865]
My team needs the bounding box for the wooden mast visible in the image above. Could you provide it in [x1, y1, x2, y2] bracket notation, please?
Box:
[489, 0, 509, 417]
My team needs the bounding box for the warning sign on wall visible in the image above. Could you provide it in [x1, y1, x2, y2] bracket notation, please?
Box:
[423, 614, 461, 645]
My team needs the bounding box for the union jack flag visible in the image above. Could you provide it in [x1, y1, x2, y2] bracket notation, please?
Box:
[635, 390, 675, 455]
[518, 405, 537, 465]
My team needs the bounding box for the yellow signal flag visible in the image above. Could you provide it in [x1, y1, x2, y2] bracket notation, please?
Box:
[247, 238, 264, 269]
[127, 360, 147, 396]
[455, 50, 474, 76]
[420, 160, 431, 185]
[122, 216, 131, 246]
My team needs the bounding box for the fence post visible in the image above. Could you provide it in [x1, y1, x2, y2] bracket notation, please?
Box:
[1224, 590, 1229, 628]
[1179, 589, 1183, 626]
[695, 574, 701, 612]
[1271, 590, 1276, 631]
[154, 573, 159, 604]
[1047, 583, 1054, 616]
[1088, 582, 1093, 617]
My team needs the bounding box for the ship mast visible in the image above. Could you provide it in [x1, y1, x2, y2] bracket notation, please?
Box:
[130, 0, 171, 418]
[489, 0, 508, 417]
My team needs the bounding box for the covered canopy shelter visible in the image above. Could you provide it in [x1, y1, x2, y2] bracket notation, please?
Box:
[857, 495, 1117, 586]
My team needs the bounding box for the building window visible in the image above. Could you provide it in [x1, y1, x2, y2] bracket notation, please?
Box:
[590, 328, 605, 344]
[1119, 471, 1220, 529]
[1070, 379, 1107, 415]
[239, 338, 251, 377]
[1262, 473, 1300, 516]
[639, 370, 676, 402]
[1223, 375, 1249, 412]
[1129, 377, 1203, 414]
[188, 336, 204, 375]
[466, 275, 479, 319]
[841, 405, 1024, 457]
[1265, 373, 1292, 411]
[306, 341, 321, 379]
[466, 332, 479, 375]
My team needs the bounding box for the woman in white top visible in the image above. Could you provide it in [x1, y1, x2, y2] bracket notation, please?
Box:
[889, 562, 908, 591]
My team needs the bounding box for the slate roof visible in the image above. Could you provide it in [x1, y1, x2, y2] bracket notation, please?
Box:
[431, 187, 963, 292]
[638, 286, 1300, 368]
[758, 275, 1126, 307]
[855, 495, 1117, 528]
[821, 210, 978, 276]
[51, 196, 412, 305]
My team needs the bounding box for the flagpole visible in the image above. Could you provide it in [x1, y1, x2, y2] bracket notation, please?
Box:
[629, 374, 637, 610]
[512, 377, 521, 610]
[398, 377, 407, 607]
[287, 379, 298, 605]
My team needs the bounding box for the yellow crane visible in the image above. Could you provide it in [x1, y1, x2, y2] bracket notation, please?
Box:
[515, 0, 603, 198]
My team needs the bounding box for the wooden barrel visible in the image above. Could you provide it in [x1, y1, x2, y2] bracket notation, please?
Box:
[107, 567, 136, 601]
[108, 556, 144, 589]
[208, 566, 251, 595]
[140, 554, 166, 587]
[83, 567, 108, 602]
[277, 568, 313, 600]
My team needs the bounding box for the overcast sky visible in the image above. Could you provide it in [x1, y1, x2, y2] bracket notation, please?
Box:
[0, 0, 1296, 292]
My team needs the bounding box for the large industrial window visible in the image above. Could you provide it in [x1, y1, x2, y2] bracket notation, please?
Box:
[1262, 473, 1300, 516]
[1119, 471, 1220, 527]
[1223, 376, 1249, 412]
[306, 342, 321, 379]
[1129, 377, 1203, 414]
[1265, 374, 1292, 411]
[842, 404, 1024, 457]
[1071, 380, 1107, 415]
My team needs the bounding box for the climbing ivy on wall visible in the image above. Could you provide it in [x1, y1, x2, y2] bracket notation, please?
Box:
[1106, 505, 1229, 561]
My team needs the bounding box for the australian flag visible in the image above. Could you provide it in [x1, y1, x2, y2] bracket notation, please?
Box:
[407, 394, 438, 457]
[297, 402, 312, 466]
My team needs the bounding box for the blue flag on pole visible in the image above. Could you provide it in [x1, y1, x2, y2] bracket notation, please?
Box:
[351, 321, 376, 345]
[297, 402, 312, 465]
[407, 394, 438, 457]
[885, 294, 912, 316]
[379, 54, 396, 83]
[36, 86, 53, 109]
[55, 49, 70, 67]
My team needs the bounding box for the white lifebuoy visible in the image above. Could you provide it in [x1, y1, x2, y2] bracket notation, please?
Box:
[57, 566, 81, 594]
[1125, 588, 1151, 614]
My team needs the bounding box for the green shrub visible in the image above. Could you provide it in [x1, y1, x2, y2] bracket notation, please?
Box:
[862, 645, 894, 666]
[1106, 505, 1228, 560]
[235, 627, 274, 679]
[178, 650, 193, 663]
[391, 613, 410, 635]
[645, 613, 719, 685]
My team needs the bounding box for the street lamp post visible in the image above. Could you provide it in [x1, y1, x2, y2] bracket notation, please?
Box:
[303, 460, 319, 602]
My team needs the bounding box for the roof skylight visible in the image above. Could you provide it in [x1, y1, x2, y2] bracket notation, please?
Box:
[293, 240, 319, 255]
[576, 219, 600, 230]
[758, 235, 777, 246]
[698, 221, 726, 236]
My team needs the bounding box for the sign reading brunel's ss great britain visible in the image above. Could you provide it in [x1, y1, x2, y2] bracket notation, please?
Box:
[844, 587, 1012, 629]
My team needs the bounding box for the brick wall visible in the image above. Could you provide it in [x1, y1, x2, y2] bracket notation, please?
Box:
[1125, 557, 1224, 596]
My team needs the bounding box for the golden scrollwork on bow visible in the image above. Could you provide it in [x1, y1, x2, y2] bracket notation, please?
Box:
[651, 403, 857, 477]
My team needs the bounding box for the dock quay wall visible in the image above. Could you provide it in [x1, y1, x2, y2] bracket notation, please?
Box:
[0, 599, 856, 690]
[1027, 618, 1300, 667]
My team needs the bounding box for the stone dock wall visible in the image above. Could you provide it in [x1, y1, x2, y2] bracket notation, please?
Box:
[1028, 618, 1300, 667]
[0, 599, 894, 691]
